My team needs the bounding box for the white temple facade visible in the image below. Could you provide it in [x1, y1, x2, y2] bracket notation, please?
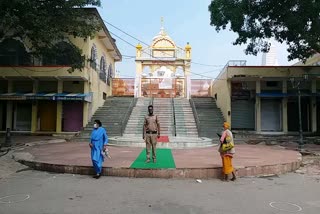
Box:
[134, 21, 192, 98]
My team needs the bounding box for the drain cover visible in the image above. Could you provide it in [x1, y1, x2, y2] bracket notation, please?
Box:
[0, 194, 30, 204]
[269, 202, 302, 212]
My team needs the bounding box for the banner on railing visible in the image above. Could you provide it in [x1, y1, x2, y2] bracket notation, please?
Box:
[112, 78, 134, 96]
[191, 79, 211, 97]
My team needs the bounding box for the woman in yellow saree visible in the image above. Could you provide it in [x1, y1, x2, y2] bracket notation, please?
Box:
[219, 122, 236, 181]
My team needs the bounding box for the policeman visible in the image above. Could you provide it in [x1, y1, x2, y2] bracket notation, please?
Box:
[143, 105, 160, 163]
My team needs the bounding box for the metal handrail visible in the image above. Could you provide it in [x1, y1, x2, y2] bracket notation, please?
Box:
[189, 98, 201, 136]
[120, 98, 137, 136]
[171, 98, 177, 136]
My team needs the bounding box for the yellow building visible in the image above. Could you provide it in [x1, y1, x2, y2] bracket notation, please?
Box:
[0, 8, 121, 134]
[295, 53, 320, 66]
[212, 61, 320, 134]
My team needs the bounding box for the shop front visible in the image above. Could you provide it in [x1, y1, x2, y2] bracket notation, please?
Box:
[0, 101, 7, 131]
[38, 100, 57, 131]
[287, 96, 311, 132]
[261, 99, 282, 131]
[0, 92, 91, 133]
[62, 101, 83, 132]
[14, 101, 32, 131]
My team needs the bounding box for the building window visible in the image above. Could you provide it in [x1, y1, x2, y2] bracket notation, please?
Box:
[90, 44, 97, 70]
[107, 64, 113, 86]
[99, 56, 107, 82]
[43, 41, 82, 66]
[0, 39, 31, 66]
[103, 92, 107, 100]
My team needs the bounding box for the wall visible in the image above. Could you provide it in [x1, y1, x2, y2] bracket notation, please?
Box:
[211, 68, 229, 122]
[226, 66, 319, 78]
[38, 81, 57, 92]
[63, 81, 84, 93]
[87, 35, 115, 116]
[13, 81, 33, 92]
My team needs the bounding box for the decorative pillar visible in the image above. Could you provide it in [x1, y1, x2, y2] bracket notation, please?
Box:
[83, 81, 90, 128]
[185, 42, 191, 59]
[184, 63, 191, 99]
[136, 43, 142, 58]
[311, 79, 317, 132]
[56, 80, 63, 133]
[135, 62, 143, 97]
[31, 80, 38, 133]
[255, 80, 261, 132]
[6, 80, 13, 129]
[282, 80, 288, 133]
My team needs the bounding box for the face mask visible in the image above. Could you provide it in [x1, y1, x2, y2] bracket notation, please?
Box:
[94, 124, 98, 129]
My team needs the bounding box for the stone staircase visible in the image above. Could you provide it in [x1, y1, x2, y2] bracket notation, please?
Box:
[153, 98, 174, 136]
[191, 97, 224, 138]
[173, 98, 198, 137]
[123, 98, 152, 137]
[72, 97, 134, 141]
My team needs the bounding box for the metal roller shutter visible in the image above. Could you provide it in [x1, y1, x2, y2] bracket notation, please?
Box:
[261, 99, 281, 131]
[231, 100, 255, 130]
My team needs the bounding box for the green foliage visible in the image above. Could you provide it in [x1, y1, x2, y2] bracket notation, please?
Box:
[0, 0, 102, 71]
[208, 0, 320, 62]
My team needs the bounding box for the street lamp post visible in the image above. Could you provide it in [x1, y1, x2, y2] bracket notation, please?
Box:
[290, 74, 308, 150]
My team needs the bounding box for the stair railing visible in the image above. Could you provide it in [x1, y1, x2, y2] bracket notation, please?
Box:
[189, 98, 201, 136]
[120, 98, 137, 136]
[171, 98, 177, 136]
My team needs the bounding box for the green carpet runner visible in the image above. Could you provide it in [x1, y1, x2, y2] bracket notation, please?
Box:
[130, 148, 176, 169]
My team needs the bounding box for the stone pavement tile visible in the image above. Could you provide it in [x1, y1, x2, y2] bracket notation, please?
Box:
[172, 145, 301, 169]
[172, 147, 219, 168]
[13, 143, 302, 178]
[22, 143, 142, 168]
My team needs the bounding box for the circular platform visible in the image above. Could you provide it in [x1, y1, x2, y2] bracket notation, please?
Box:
[109, 136, 216, 148]
[13, 142, 302, 179]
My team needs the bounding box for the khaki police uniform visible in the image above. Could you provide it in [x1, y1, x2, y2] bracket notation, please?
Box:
[143, 114, 160, 161]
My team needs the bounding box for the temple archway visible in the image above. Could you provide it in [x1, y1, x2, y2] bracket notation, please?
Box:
[134, 20, 192, 98]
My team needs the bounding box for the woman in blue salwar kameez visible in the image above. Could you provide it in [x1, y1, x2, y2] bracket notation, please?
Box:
[89, 120, 108, 179]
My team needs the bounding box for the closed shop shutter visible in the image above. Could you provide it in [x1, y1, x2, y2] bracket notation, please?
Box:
[231, 100, 255, 130]
[261, 99, 281, 131]
[0, 101, 6, 130]
[317, 97, 320, 133]
[15, 103, 32, 131]
[287, 97, 311, 132]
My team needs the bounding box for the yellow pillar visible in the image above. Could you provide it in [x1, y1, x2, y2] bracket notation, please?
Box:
[56, 80, 63, 133]
[185, 42, 191, 59]
[83, 81, 89, 127]
[282, 80, 288, 133]
[311, 80, 317, 132]
[6, 80, 13, 129]
[31, 80, 38, 133]
[136, 43, 142, 58]
[255, 80, 261, 132]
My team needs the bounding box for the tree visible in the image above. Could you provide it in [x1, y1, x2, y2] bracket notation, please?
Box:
[0, 0, 102, 71]
[208, 0, 320, 62]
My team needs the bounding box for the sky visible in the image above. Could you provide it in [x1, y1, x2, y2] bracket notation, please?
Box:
[98, 0, 298, 79]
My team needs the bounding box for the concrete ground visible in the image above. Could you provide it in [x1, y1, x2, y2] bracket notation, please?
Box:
[0, 170, 319, 214]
